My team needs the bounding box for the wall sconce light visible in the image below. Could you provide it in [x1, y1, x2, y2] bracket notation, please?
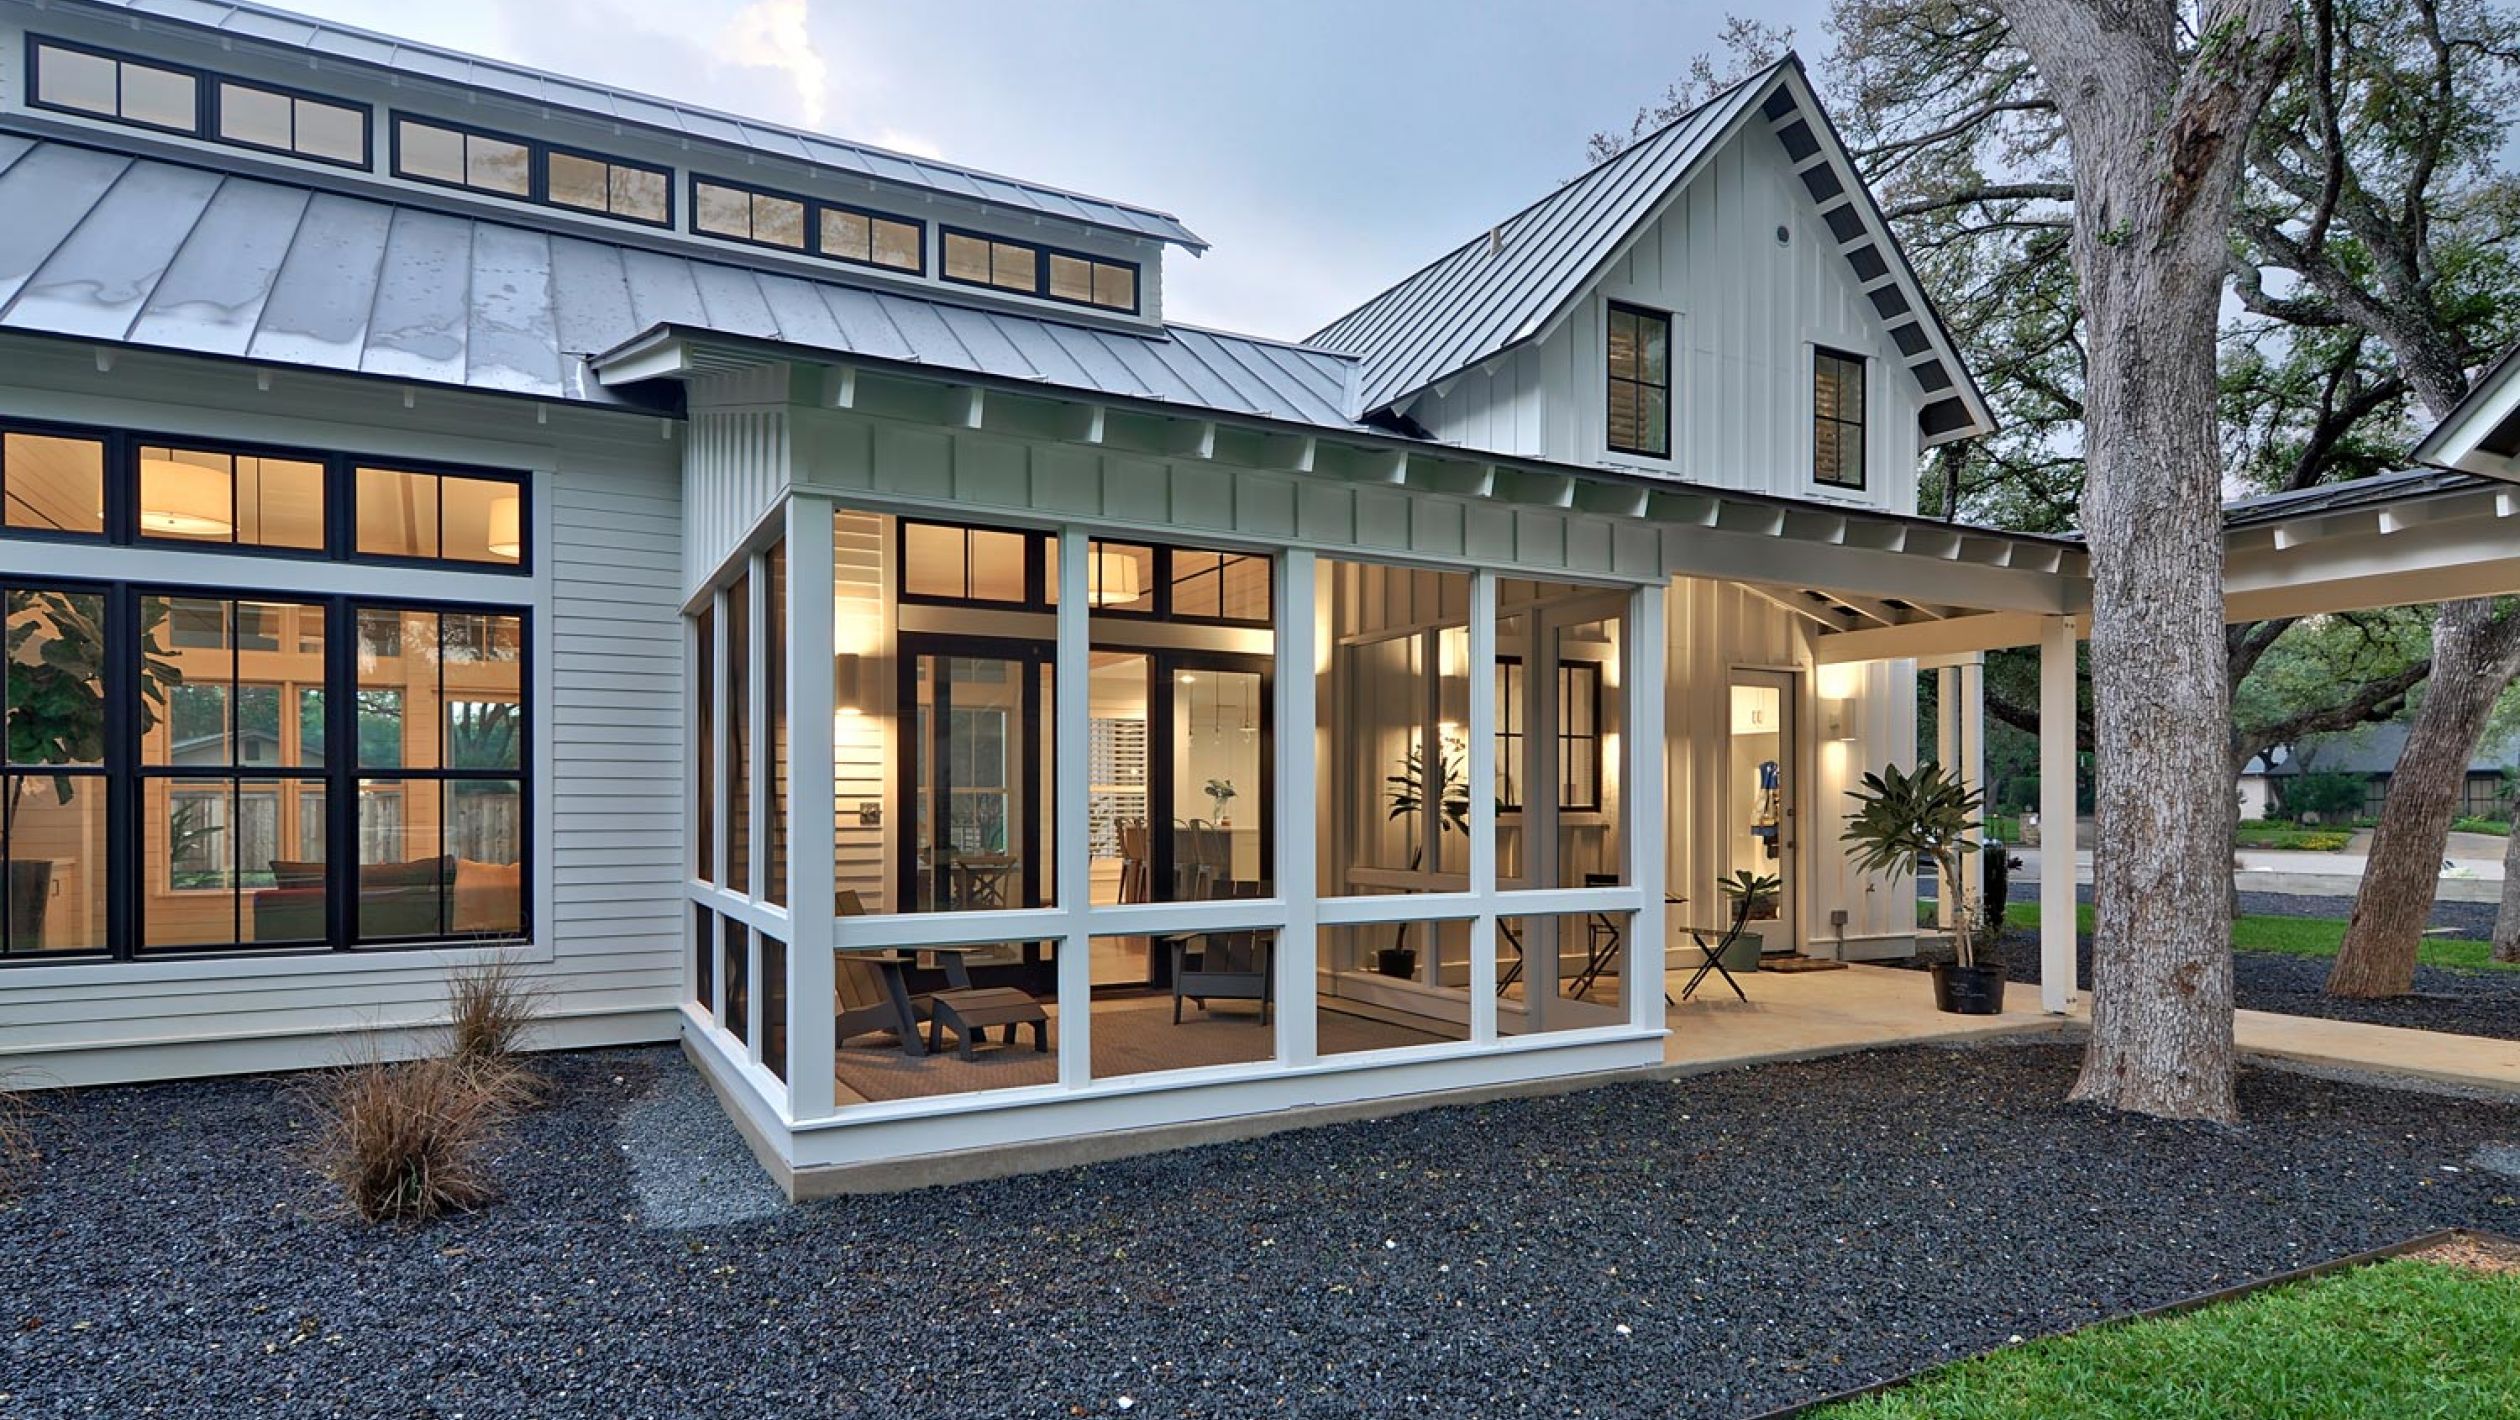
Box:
[1822, 697, 1856, 742]
[834, 652, 865, 717]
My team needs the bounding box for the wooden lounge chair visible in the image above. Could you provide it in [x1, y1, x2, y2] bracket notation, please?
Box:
[835, 889, 928, 1051]
[1170, 880, 1271, 1025]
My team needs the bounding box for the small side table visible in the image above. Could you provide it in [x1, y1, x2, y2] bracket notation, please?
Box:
[926, 987, 1050, 1061]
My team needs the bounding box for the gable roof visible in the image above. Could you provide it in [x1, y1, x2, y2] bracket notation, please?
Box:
[1307, 56, 1992, 445]
[51, 0, 1208, 252]
[0, 133, 1346, 423]
[2411, 342, 2520, 480]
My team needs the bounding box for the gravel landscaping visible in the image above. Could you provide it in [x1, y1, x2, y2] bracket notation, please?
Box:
[1988, 885, 2520, 1042]
[5, 1043, 2518, 1418]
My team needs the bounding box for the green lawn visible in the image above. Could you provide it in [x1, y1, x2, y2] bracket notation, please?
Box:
[1999, 902, 2515, 972]
[1813, 1258, 2520, 1419]
[2233, 821, 2353, 851]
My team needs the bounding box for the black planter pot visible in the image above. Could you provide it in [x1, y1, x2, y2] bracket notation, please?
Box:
[1931, 962, 2006, 1015]
[6, 859, 52, 951]
[1374, 947, 1418, 979]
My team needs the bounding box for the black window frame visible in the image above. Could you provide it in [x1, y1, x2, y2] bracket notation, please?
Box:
[892, 520, 1270, 627]
[1605, 300, 1672, 460]
[26, 35, 374, 170]
[939, 226, 1142, 315]
[692, 174, 927, 275]
[1493, 655, 1604, 816]
[0, 416, 532, 575]
[391, 112, 674, 230]
[0, 575, 532, 964]
[1813, 345, 1869, 491]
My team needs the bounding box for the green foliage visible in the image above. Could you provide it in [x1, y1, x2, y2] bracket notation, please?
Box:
[1385, 741, 1471, 839]
[1843, 762, 1987, 967]
[2003, 901, 2513, 972]
[2234, 821, 2353, 851]
[2279, 770, 2371, 824]
[4, 590, 182, 808]
[2451, 816, 2511, 837]
[1718, 869, 1783, 922]
[1813, 1258, 2520, 1418]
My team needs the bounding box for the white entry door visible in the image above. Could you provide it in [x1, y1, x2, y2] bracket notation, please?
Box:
[1726, 671, 1796, 950]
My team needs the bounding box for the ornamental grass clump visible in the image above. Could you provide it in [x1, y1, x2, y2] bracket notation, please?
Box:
[0, 1077, 33, 1200]
[309, 1052, 526, 1223]
[446, 957, 545, 1073]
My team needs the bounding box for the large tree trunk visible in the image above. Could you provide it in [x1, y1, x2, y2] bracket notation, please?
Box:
[1995, 0, 2294, 1122]
[2331, 599, 2520, 994]
[2496, 822, 2520, 965]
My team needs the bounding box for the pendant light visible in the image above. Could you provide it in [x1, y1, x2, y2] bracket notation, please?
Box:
[138, 454, 234, 536]
[1087, 546, 1144, 606]
[486, 495, 522, 560]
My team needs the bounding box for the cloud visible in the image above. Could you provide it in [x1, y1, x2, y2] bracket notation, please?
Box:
[869, 128, 946, 162]
[714, 0, 830, 128]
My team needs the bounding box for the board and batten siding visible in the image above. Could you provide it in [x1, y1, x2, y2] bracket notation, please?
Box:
[1410, 120, 1927, 516]
[0, 345, 688, 1086]
[684, 369, 801, 595]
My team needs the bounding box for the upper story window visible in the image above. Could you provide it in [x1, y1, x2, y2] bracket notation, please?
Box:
[693, 177, 923, 274]
[896, 521, 1269, 625]
[1606, 302, 1671, 459]
[28, 38, 371, 170]
[0, 418, 527, 572]
[942, 229, 1138, 313]
[1813, 347, 1868, 490]
[394, 116, 671, 227]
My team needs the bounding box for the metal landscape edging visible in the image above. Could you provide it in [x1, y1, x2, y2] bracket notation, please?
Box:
[1739, 1227, 2514, 1420]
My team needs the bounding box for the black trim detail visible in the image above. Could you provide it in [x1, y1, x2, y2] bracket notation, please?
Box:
[1775, 119, 1820, 162]
[1845, 243, 1889, 283]
[1920, 397, 1974, 438]
[1822, 204, 1866, 244]
[690, 173, 925, 275]
[1867, 285, 1912, 320]
[1604, 300, 1673, 460]
[1889, 322, 1932, 358]
[940, 226, 1142, 315]
[1760, 88, 1798, 121]
[1799, 164, 1845, 203]
[1913, 358, 1954, 392]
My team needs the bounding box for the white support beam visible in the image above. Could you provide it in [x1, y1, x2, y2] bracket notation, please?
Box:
[1165, 418, 1216, 460]
[1819, 589, 1910, 628]
[1494, 467, 1577, 507]
[945, 385, 985, 429]
[1275, 550, 1320, 1068]
[1738, 582, 1844, 630]
[822, 365, 857, 410]
[785, 500, 838, 1120]
[1812, 610, 2055, 664]
[2038, 615, 2079, 1014]
[1053, 527, 1093, 1088]
[1628, 581, 1669, 1035]
[1466, 571, 1500, 1045]
[1056, 401, 1106, 446]
[1935, 666, 1959, 932]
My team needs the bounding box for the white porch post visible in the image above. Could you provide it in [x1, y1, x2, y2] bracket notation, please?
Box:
[1275, 549, 1320, 1067]
[1053, 527, 1093, 1086]
[1935, 666, 1958, 929]
[1466, 570, 1500, 1043]
[1960, 654, 1986, 921]
[2038, 615, 2079, 1013]
[1628, 581, 1669, 1033]
[786, 500, 838, 1118]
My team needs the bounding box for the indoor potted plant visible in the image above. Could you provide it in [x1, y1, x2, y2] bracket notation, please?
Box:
[1841, 762, 2001, 1014]
[4, 591, 181, 950]
[1715, 870, 1780, 972]
[1377, 741, 1469, 977]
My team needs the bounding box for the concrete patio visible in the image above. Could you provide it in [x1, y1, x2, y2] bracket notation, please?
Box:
[1656, 962, 2066, 1073]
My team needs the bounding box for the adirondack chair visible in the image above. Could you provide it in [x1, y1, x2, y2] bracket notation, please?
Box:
[834, 889, 927, 1049]
[1170, 879, 1272, 1025]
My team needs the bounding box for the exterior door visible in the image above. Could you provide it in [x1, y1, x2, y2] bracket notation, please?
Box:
[1726, 670, 1796, 949]
[898, 636, 1052, 914]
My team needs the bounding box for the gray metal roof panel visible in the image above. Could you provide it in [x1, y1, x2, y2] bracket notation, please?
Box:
[0, 137, 1350, 424]
[2220, 469, 2495, 527]
[59, 0, 1208, 250]
[1309, 66, 1777, 416]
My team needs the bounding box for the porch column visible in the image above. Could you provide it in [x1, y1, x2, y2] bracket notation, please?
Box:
[1935, 667, 1958, 930]
[786, 499, 838, 1119]
[1275, 550, 1320, 1067]
[1960, 655, 1985, 917]
[1466, 571, 1500, 1043]
[2038, 615, 2079, 1013]
[1628, 581, 1669, 1034]
[1053, 526, 1093, 1087]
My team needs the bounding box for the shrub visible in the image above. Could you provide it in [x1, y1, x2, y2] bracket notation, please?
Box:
[446, 957, 544, 1068]
[2451, 816, 2512, 837]
[0, 1078, 32, 1200]
[2281, 770, 2369, 823]
[307, 1053, 526, 1222]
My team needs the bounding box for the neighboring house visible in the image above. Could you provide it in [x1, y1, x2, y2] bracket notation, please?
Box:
[0, 0, 2510, 1194]
[2241, 725, 2518, 823]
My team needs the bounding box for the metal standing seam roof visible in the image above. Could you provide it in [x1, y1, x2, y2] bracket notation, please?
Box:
[52, 0, 1209, 252]
[1307, 63, 1781, 418]
[0, 134, 1354, 424]
[2218, 469, 2501, 529]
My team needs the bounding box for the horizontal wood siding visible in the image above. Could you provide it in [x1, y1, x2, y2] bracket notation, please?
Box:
[0, 359, 687, 1087]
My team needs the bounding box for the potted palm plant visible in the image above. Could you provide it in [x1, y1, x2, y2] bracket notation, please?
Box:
[1842, 762, 2000, 1014]
[1378, 740, 1469, 977]
[1714, 870, 1780, 971]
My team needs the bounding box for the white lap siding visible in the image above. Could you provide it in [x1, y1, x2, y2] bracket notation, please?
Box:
[0, 348, 686, 1087]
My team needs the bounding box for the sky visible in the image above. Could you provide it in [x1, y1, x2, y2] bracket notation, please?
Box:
[266, 0, 1836, 340]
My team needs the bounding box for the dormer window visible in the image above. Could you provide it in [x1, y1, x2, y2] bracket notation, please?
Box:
[394, 116, 671, 227]
[29, 38, 371, 170]
[1606, 302, 1671, 458]
[942, 229, 1139, 313]
[694, 178, 922, 274]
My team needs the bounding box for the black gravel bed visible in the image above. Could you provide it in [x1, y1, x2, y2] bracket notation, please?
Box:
[6, 1045, 2518, 1418]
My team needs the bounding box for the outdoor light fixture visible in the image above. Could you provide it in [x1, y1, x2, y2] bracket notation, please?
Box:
[834, 652, 865, 716]
[137, 454, 233, 536]
[485, 495, 522, 560]
[1087, 546, 1144, 606]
